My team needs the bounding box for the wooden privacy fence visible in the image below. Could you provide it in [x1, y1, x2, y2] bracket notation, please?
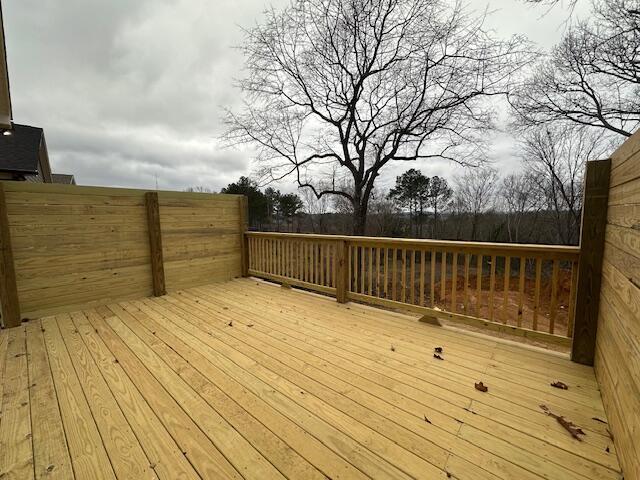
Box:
[0, 182, 247, 326]
[246, 232, 580, 345]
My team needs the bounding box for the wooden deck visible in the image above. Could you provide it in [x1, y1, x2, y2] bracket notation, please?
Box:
[0, 278, 621, 480]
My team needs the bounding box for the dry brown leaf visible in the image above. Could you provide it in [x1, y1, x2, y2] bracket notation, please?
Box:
[551, 381, 569, 390]
[540, 404, 585, 441]
[474, 381, 488, 392]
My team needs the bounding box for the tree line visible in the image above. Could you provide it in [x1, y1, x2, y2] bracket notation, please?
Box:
[201, 118, 594, 245]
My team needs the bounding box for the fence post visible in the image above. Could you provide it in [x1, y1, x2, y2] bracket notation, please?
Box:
[239, 196, 249, 277]
[144, 192, 166, 296]
[336, 240, 349, 303]
[0, 183, 20, 327]
[571, 158, 611, 365]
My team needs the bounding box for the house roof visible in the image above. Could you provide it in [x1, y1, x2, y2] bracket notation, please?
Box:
[0, 123, 44, 174]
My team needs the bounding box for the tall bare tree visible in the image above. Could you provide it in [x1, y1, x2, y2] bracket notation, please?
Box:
[500, 172, 541, 242]
[520, 125, 607, 244]
[301, 187, 332, 233]
[511, 0, 640, 137]
[454, 167, 499, 240]
[224, 0, 531, 234]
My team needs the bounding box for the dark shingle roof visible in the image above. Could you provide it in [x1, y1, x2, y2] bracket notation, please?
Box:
[0, 123, 43, 174]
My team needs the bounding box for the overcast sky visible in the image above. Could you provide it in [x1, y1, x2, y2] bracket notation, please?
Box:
[3, 0, 587, 193]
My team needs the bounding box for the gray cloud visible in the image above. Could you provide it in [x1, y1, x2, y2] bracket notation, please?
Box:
[3, 0, 585, 192]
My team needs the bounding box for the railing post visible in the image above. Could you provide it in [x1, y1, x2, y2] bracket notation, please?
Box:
[239, 196, 249, 277]
[0, 183, 20, 327]
[336, 240, 348, 303]
[144, 191, 166, 297]
[571, 158, 611, 365]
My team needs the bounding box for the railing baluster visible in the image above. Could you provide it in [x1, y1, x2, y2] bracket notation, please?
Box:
[533, 257, 542, 330]
[368, 247, 373, 295]
[360, 246, 365, 294]
[463, 253, 470, 312]
[419, 250, 425, 306]
[288, 240, 293, 278]
[326, 243, 330, 286]
[489, 254, 496, 321]
[451, 252, 458, 312]
[348, 245, 353, 292]
[376, 247, 381, 297]
[280, 239, 284, 277]
[400, 248, 407, 303]
[440, 251, 447, 302]
[244, 233, 579, 342]
[502, 256, 511, 324]
[392, 248, 397, 301]
[410, 250, 416, 305]
[430, 250, 436, 306]
[383, 248, 389, 298]
[517, 257, 526, 328]
[476, 254, 483, 317]
[318, 243, 322, 285]
[550, 259, 559, 334]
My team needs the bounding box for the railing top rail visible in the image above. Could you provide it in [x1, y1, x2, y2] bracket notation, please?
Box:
[245, 231, 580, 258]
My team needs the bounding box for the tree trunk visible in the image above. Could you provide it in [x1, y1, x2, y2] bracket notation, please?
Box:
[352, 200, 368, 236]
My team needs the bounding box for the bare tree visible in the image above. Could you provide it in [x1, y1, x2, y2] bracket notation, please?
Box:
[520, 125, 607, 244]
[511, 0, 640, 137]
[454, 167, 499, 240]
[500, 172, 541, 242]
[369, 197, 405, 237]
[224, 0, 531, 234]
[301, 187, 331, 233]
[184, 186, 214, 193]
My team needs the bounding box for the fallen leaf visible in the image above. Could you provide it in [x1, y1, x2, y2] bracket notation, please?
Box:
[474, 381, 488, 392]
[551, 381, 569, 390]
[433, 353, 444, 360]
[434, 347, 443, 353]
[540, 404, 585, 441]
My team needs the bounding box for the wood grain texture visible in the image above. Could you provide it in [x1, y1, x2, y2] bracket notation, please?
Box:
[0, 183, 20, 327]
[145, 192, 166, 296]
[2, 183, 242, 319]
[0, 279, 623, 480]
[593, 129, 640, 480]
[571, 159, 611, 365]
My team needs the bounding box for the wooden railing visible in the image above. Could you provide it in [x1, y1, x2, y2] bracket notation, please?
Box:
[246, 232, 580, 346]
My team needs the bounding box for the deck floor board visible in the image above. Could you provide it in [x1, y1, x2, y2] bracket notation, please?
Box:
[0, 278, 623, 480]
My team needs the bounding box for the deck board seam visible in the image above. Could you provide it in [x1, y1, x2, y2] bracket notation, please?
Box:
[156, 293, 613, 480]
[141, 298, 452, 478]
[183, 284, 619, 475]
[138, 297, 406, 480]
[32, 319, 75, 479]
[120, 300, 353, 480]
[46, 317, 118, 479]
[84, 309, 239, 480]
[191, 285, 607, 424]
[103, 302, 283, 480]
[234, 279, 598, 381]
